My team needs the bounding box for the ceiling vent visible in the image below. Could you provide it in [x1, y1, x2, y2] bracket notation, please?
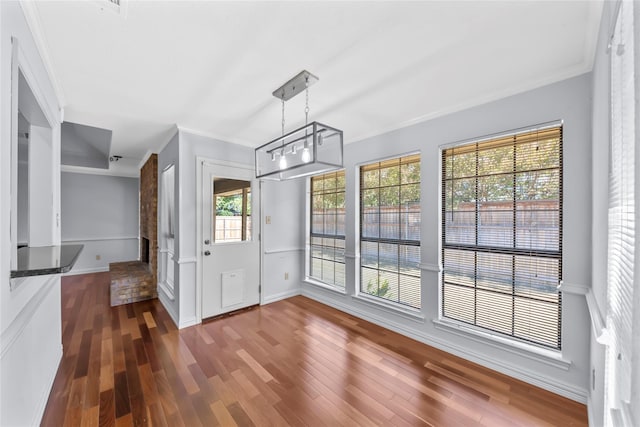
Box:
[95, 0, 127, 17]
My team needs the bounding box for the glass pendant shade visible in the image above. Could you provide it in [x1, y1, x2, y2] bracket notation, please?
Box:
[255, 121, 343, 180]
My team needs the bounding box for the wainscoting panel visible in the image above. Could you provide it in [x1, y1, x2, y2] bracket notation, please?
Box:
[1, 275, 62, 426]
[62, 237, 138, 274]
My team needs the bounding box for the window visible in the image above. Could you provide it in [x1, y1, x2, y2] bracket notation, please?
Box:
[310, 170, 345, 289]
[360, 154, 421, 308]
[160, 164, 176, 297]
[214, 178, 251, 242]
[441, 126, 562, 349]
[606, 2, 636, 421]
[162, 164, 175, 238]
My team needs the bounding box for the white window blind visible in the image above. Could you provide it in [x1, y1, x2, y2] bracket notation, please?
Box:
[606, 1, 636, 421]
[310, 170, 346, 289]
[441, 126, 562, 349]
[360, 154, 421, 308]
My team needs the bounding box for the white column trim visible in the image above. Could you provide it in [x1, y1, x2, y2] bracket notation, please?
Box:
[585, 289, 611, 345]
[264, 247, 303, 255]
[558, 281, 589, 295]
[419, 263, 440, 272]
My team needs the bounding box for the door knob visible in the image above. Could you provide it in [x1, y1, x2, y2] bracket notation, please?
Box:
[204, 250, 211, 256]
[204, 239, 210, 245]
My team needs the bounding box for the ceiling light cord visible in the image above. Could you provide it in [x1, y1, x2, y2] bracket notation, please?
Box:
[281, 90, 286, 138]
[300, 76, 311, 163]
[305, 77, 310, 125]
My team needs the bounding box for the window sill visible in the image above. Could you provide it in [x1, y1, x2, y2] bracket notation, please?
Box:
[432, 318, 572, 370]
[303, 278, 347, 295]
[351, 294, 425, 323]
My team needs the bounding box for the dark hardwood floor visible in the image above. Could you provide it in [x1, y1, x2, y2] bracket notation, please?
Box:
[41, 273, 588, 426]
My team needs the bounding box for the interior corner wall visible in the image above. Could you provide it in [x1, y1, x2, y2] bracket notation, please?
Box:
[175, 130, 254, 327]
[301, 73, 593, 403]
[261, 178, 305, 304]
[170, 130, 304, 327]
[589, 1, 617, 425]
[1, 2, 63, 426]
[157, 132, 180, 326]
[61, 172, 139, 274]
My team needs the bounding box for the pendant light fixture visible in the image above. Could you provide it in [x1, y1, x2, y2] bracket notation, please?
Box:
[255, 70, 343, 180]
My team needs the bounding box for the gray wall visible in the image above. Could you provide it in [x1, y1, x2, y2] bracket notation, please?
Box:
[156, 128, 305, 328]
[262, 178, 305, 303]
[61, 171, 139, 273]
[302, 73, 592, 403]
[178, 131, 255, 327]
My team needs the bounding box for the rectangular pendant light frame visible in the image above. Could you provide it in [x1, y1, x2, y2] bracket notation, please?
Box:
[255, 121, 343, 181]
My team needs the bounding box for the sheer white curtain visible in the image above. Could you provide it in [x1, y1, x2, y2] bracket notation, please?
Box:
[606, 1, 638, 425]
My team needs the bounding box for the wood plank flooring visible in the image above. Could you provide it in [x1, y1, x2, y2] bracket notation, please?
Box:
[41, 273, 588, 426]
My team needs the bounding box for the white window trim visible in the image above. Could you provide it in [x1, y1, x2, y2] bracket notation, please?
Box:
[303, 277, 347, 295]
[437, 123, 564, 351]
[305, 171, 347, 291]
[604, 2, 638, 425]
[355, 151, 423, 310]
[433, 318, 571, 370]
[352, 292, 425, 322]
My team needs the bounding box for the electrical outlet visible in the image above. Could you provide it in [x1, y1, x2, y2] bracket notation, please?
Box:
[96, 255, 101, 261]
[284, 272, 289, 280]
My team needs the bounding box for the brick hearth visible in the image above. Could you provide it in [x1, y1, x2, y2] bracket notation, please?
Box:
[109, 261, 157, 306]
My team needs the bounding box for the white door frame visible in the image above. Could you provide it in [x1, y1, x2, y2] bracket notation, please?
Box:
[195, 156, 263, 324]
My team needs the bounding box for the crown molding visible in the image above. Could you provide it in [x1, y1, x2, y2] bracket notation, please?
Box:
[176, 125, 253, 148]
[19, 2, 66, 107]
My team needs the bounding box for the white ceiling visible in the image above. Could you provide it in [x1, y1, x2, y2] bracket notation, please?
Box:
[30, 0, 602, 173]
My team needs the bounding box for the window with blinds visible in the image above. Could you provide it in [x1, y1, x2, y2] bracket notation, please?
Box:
[360, 154, 421, 308]
[310, 170, 346, 289]
[606, 0, 636, 414]
[441, 126, 562, 349]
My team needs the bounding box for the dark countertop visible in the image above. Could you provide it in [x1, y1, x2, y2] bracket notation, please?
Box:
[10, 244, 84, 278]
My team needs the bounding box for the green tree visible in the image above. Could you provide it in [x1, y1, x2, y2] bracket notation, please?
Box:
[444, 136, 560, 208]
[366, 277, 390, 298]
[216, 194, 242, 216]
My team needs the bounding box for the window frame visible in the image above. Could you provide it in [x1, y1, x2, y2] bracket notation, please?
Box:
[307, 169, 346, 291]
[439, 122, 563, 351]
[604, 2, 637, 422]
[212, 179, 252, 244]
[357, 152, 422, 310]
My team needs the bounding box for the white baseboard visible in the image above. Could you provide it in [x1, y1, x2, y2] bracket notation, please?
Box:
[262, 289, 301, 305]
[301, 286, 588, 404]
[158, 291, 179, 329]
[179, 316, 198, 329]
[63, 266, 109, 276]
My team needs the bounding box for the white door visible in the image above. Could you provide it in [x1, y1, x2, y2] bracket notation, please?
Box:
[201, 162, 260, 319]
